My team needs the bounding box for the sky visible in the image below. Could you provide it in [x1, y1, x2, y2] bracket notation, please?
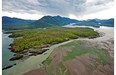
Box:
[2, 0, 114, 20]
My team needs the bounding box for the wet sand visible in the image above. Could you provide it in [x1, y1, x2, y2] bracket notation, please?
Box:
[77, 26, 114, 57]
[2, 40, 73, 75]
[2, 26, 114, 75]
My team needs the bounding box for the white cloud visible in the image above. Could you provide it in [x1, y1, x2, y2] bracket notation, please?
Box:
[69, 14, 78, 20]
[2, 12, 44, 20]
[2, 0, 114, 20]
[79, 6, 114, 20]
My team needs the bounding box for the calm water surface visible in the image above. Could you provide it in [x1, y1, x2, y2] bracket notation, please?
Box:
[2, 32, 15, 68]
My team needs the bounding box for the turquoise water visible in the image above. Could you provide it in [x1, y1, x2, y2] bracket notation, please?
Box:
[2, 32, 15, 68]
[2, 39, 73, 75]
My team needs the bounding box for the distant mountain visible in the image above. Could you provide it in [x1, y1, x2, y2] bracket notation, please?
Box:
[2, 16, 114, 30]
[31, 15, 79, 28]
[74, 18, 114, 27]
[2, 16, 36, 25]
[97, 18, 114, 25]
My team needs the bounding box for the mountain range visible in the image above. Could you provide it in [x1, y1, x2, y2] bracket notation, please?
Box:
[74, 18, 114, 26]
[31, 15, 79, 27]
[2, 15, 114, 30]
[2, 16, 35, 25]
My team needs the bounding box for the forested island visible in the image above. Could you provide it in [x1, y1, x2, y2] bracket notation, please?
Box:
[6, 27, 99, 60]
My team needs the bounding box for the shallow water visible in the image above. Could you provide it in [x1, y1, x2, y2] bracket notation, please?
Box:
[2, 33, 15, 68]
[64, 25, 114, 41]
[2, 39, 73, 75]
[2, 26, 114, 75]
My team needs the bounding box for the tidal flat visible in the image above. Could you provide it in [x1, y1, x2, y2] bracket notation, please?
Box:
[2, 26, 114, 75]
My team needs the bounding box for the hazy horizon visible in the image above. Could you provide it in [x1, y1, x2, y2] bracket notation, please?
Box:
[2, 15, 114, 21]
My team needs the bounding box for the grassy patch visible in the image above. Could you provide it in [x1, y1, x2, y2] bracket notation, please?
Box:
[43, 57, 52, 65]
[56, 62, 71, 75]
[61, 41, 110, 64]
[44, 58, 71, 75]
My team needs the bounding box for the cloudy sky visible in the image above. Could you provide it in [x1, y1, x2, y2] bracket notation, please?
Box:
[2, 0, 114, 20]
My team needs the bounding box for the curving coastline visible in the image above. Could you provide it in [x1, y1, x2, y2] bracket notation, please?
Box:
[2, 26, 114, 75]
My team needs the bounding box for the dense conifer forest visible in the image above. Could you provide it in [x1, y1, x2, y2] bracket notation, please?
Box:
[8, 27, 99, 52]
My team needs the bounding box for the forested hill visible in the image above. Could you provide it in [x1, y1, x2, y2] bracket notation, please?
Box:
[2, 16, 36, 25]
[74, 18, 114, 26]
[32, 16, 114, 27]
[2, 16, 79, 30]
[2, 16, 114, 30]
[30, 15, 79, 27]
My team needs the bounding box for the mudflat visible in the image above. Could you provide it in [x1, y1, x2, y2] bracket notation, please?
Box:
[23, 26, 113, 75]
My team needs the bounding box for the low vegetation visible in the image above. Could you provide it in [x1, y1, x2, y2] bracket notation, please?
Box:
[8, 27, 99, 52]
[61, 41, 110, 64]
[43, 57, 52, 65]
[43, 40, 110, 75]
[43, 54, 70, 75]
[56, 62, 71, 75]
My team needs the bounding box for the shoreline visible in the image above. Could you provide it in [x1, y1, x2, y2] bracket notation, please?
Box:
[22, 26, 114, 75]
[2, 26, 114, 75]
[3, 27, 99, 69]
[2, 33, 16, 69]
[2, 39, 74, 75]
